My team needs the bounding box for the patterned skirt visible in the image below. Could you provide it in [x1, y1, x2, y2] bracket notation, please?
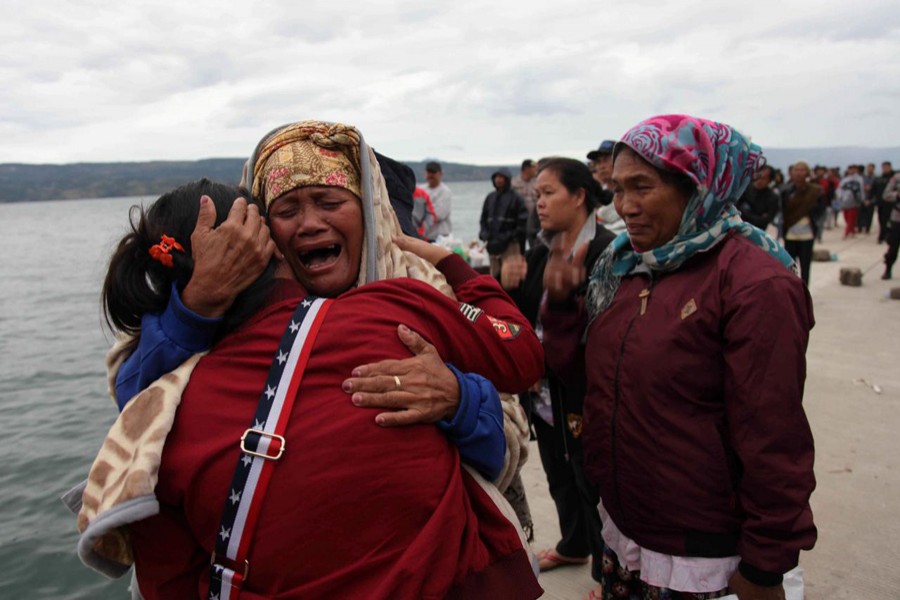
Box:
[599, 546, 730, 600]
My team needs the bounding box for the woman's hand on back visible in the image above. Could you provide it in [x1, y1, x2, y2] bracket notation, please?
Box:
[342, 325, 460, 426]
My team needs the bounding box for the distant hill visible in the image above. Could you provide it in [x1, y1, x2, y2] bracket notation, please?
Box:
[2, 147, 898, 202]
[0, 159, 247, 203]
[0, 158, 516, 202]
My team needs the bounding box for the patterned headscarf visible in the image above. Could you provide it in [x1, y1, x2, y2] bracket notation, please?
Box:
[244, 120, 453, 297]
[586, 114, 797, 318]
[255, 136, 362, 208]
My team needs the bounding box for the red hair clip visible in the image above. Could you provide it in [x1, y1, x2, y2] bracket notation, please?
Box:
[149, 234, 184, 268]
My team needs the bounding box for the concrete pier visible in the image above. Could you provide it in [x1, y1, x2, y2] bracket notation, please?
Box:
[523, 226, 899, 599]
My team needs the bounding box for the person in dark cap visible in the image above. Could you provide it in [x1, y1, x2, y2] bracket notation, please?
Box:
[479, 168, 528, 276]
[587, 140, 624, 233]
[587, 140, 615, 183]
[586, 139, 615, 171]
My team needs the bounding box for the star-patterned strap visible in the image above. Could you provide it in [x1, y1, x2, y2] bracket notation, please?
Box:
[209, 296, 333, 600]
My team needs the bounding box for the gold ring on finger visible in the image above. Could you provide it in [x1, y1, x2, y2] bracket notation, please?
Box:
[394, 375, 402, 391]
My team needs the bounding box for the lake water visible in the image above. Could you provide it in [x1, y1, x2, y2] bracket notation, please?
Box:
[0, 180, 494, 598]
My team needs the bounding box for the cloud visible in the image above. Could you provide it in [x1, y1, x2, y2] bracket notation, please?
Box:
[0, 0, 898, 164]
[755, 2, 900, 42]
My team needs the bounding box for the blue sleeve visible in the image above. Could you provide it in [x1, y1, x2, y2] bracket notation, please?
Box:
[436, 364, 505, 481]
[114, 285, 222, 411]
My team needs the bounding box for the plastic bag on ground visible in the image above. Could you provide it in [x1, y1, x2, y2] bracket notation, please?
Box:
[719, 566, 804, 600]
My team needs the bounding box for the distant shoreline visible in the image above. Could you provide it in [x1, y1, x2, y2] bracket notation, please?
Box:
[0, 158, 511, 203]
[2, 146, 898, 202]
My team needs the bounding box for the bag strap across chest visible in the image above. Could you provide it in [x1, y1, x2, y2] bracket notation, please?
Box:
[208, 296, 333, 600]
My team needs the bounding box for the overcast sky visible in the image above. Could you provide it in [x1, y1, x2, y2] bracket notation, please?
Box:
[2, 0, 898, 165]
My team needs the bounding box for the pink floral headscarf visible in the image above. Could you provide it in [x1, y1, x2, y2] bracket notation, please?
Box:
[586, 114, 798, 318]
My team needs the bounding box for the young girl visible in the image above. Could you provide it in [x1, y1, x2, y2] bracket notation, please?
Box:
[102, 178, 274, 358]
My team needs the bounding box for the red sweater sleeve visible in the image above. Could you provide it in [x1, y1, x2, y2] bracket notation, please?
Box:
[398, 256, 544, 393]
[436, 253, 531, 325]
[722, 275, 817, 577]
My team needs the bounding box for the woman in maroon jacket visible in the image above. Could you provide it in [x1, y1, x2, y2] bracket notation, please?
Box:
[542, 115, 816, 600]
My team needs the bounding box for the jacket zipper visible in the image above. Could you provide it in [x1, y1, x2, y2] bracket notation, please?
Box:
[552, 377, 571, 462]
[610, 277, 653, 529]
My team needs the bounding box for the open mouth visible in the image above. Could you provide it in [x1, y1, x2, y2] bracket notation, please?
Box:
[299, 244, 342, 269]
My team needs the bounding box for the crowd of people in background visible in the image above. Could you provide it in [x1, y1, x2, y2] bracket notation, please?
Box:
[414, 147, 900, 286]
[735, 160, 898, 281]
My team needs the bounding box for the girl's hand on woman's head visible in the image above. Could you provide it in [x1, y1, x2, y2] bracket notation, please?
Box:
[393, 234, 452, 266]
